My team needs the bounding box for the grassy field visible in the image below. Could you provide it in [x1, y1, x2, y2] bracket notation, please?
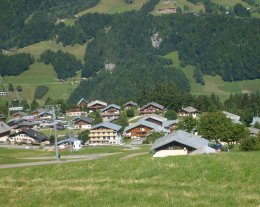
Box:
[212, 0, 251, 8]
[76, 0, 148, 16]
[0, 150, 259, 206]
[165, 51, 260, 101]
[153, 0, 205, 14]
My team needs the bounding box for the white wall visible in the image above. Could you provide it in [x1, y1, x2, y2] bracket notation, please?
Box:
[153, 149, 188, 158]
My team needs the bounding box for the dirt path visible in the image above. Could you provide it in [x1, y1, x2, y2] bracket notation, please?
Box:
[120, 152, 148, 160]
[0, 153, 119, 169]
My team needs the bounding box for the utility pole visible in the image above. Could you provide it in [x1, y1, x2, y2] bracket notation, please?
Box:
[46, 104, 61, 160]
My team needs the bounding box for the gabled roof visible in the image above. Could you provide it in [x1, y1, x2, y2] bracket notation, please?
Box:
[74, 117, 93, 124]
[124, 120, 168, 133]
[87, 100, 107, 107]
[222, 111, 240, 122]
[140, 114, 167, 123]
[91, 122, 121, 131]
[58, 137, 81, 145]
[16, 129, 48, 142]
[151, 130, 209, 151]
[182, 106, 198, 113]
[12, 111, 27, 117]
[0, 122, 12, 134]
[77, 98, 88, 106]
[32, 108, 46, 114]
[39, 111, 54, 116]
[123, 101, 138, 107]
[250, 117, 260, 126]
[101, 104, 121, 112]
[141, 102, 165, 110]
[162, 119, 179, 127]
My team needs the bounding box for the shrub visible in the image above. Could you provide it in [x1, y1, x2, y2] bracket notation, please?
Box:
[164, 110, 177, 120]
[240, 136, 260, 151]
[126, 108, 135, 117]
[34, 85, 49, 99]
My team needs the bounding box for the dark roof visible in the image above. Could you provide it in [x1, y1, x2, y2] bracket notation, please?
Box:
[0, 122, 12, 134]
[123, 101, 138, 107]
[151, 130, 209, 151]
[101, 104, 121, 112]
[74, 117, 93, 124]
[19, 129, 48, 142]
[91, 122, 121, 131]
[124, 120, 168, 133]
[77, 98, 88, 106]
[141, 102, 165, 110]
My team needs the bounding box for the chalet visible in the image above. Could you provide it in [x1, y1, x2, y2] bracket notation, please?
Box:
[66, 107, 82, 117]
[140, 114, 167, 126]
[223, 111, 242, 124]
[123, 101, 138, 109]
[77, 98, 88, 108]
[180, 106, 198, 118]
[74, 117, 93, 130]
[39, 111, 54, 120]
[124, 120, 168, 139]
[11, 111, 27, 119]
[101, 104, 121, 122]
[140, 102, 165, 115]
[151, 130, 215, 157]
[88, 122, 122, 145]
[87, 100, 107, 112]
[31, 109, 46, 117]
[250, 117, 260, 126]
[58, 138, 82, 150]
[0, 122, 12, 142]
[9, 129, 49, 145]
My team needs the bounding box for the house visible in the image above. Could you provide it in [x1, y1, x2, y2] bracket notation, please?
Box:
[140, 102, 165, 115]
[101, 104, 121, 122]
[38, 111, 54, 120]
[0, 122, 12, 142]
[74, 117, 93, 130]
[58, 138, 82, 150]
[11, 111, 27, 119]
[31, 109, 46, 117]
[88, 122, 122, 145]
[77, 98, 88, 108]
[151, 130, 215, 157]
[66, 107, 82, 117]
[250, 117, 260, 126]
[123, 101, 138, 109]
[162, 120, 179, 132]
[222, 111, 242, 124]
[180, 106, 198, 118]
[9, 129, 49, 145]
[124, 120, 168, 139]
[87, 100, 107, 112]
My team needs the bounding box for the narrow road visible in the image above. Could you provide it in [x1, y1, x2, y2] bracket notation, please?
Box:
[0, 153, 119, 169]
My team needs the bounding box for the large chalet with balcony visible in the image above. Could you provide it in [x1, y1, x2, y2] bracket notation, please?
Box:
[101, 104, 121, 122]
[88, 122, 122, 145]
[140, 102, 165, 115]
[66, 107, 82, 117]
[87, 100, 107, 112]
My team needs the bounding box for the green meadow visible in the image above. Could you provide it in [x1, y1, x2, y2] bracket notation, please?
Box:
[165, 51, 260, 101]
[0, 149, 259, 206]
[76, 0, 148, 16]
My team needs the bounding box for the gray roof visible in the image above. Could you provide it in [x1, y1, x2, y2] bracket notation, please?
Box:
[77, 98, 88, 106]
[189, 146, 216, 155]
[15, 129, 48, 142]
[58, 138, 81, 145]
[223, 111, 240, 122]
[91, 122, 122, 131]
[123, 101, 138, 107]
[141, 102, 165, 110]
[250, 117, 260, 126]
[151, 130, 209, 151]
[12, 111, 27, 117]
[141, 114, 167, 123]
[162, 119, 179, 127]
[0, 122, 12, 134]
[74, 117, 93, 124]
[182, 106, 198, 113]
[87, 100, 107, 107]
[39, 111, 54, 117]
[124, 120, 168, 133]
[101, 104, 121, 112]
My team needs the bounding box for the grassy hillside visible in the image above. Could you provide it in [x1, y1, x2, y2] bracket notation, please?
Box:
[76, 0, 149, 16]
[165, 51, 260, 101]
[0, 150, 259, 206]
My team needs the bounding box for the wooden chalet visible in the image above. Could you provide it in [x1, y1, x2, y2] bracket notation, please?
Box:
[87, 100, 107, 112]
[77, 98, 88, 108]
[123, 101, 138, 109]
[74, 117, 93, 130]
[140, 102, 165, 115]
[180, 106, 198, 118]
[66, 107, 82, 117]
[11, 111, 27, 119]
[101, 104, 121, 122]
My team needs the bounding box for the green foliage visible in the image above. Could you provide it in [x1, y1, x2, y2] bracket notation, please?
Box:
[254, 122, 260, 129]
[234, 3, 251, 17]
[34, 85, 49, 99]
[0, 53, 34, 76]
[193, 68, 205, 85]
[240, 135, 260, 151]
[143, 132, 165, 144]
[114, 112, 128, 129]
[89, 112, 102, 125]
[126, 108, 135, 117]
[177, 116, 197, 133]
[78, 130, 90, 144]
[31, 99, 39, 111]
[40, 50, 82, 80]
[164, 110, 177, 120]
[8, 83, 14, 92]
[16, 86, 22, 92]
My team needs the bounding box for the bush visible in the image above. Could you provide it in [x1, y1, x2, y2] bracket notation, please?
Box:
[34, 85, 49, 99]
[164, 110, 177, 120]
[240, 136, 260, 151]
[126, 108, 135, 117]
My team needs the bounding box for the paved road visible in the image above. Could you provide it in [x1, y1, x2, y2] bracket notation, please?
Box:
[0, 153, 119, 169]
